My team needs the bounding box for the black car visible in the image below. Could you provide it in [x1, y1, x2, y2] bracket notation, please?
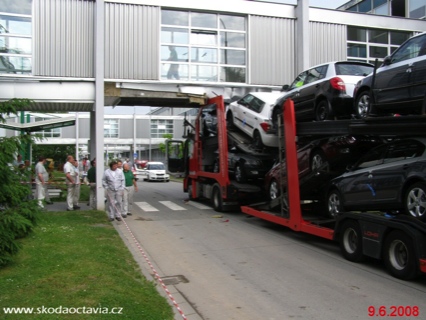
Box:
[271, 61, 373, 126]
[213, 147, 275, 183]
[354, 32, 426, 117]
[327, 137, 426, 221]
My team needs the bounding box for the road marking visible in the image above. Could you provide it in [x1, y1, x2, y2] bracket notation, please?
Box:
[186, 201, 211, 210]
[135, 202, 159, 212]
[159, 201, 187, 211]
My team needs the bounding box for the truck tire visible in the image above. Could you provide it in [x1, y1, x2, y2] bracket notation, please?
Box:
[405, 182, 426, 221]
[212, 185, 224, 212]
[383, 230, 418, 280]
[188, 184, 195, 200]
[339, 220, 364, 262]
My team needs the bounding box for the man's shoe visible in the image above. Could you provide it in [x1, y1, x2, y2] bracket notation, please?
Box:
[73, 205, 81, 210]
[127, 212, 132, 216]
[46, 201, 53, 205]
[109, 217, 114, 222]
[115, 217, 122, 221]
[122, 215, 127, 218]
[67, 208, 73, 211]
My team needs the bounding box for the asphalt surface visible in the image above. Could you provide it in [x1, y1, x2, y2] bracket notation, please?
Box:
[45, 182, 426, 320]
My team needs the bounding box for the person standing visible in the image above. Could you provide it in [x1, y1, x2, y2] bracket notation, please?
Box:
[122, 163, 138, 217]
[73, 160, 81, 209]
[63, 155, 80, 211]
[13, 154, 24, 166]
[86, 159, 97, 209]
[102, 160, 125, 221]
[35, 156, 52, 208]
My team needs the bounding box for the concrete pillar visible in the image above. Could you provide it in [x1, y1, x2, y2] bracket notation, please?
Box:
[95, 0, 105, 211]
[295, 0, 310, 74]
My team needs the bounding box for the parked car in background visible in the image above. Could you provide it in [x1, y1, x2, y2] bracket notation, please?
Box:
[271, 61, 374, 126]
[227, 92, 283, 148]
[264, 135, 384, 206]
[213, 147, 276, 183]
[143, 162, 170, 182]
[327, 137, 426, 221]
[354, 32, 426, 117]
[133, 159, 148, 178]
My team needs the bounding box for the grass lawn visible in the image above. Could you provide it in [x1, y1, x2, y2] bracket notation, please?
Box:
[0, 210, 174, 320]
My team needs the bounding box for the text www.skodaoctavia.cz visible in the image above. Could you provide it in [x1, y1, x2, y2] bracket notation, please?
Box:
[2, 306, 123, 315]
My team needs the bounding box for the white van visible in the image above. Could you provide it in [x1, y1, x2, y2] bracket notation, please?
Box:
[143, 162, 170, 182]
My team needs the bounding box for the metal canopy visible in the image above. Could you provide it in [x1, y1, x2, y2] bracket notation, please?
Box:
[0, 116, 76, 133]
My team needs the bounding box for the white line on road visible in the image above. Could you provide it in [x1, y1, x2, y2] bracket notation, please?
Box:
[159, 201, 187, 211]
[135, 202, 159, 212]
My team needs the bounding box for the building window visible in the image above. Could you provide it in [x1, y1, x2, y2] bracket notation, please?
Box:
[409, 0, 426, 19]
[104, 119, 118, 138]
[160, 10, 246, 83]
[151, 119, 174, 138]
[347, 27, 412, 64]
[0, 0, 32, 75]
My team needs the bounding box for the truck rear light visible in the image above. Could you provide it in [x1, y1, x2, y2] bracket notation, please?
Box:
[260, 122, 271, 132]
[330, 77, 346, 91]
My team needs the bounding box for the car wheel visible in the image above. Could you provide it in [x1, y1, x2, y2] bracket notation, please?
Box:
[339, 220, 365, 262]
[235, 163, 246, 183]
[268, 179, 280, 201]
[383, 230, 418, 280]
[310, 150, 328, 172]
[405, 182, 426, 221]
[315, 100, 332, 121]
[327, 189, 343, 219]
[211, 185, 223, 212]
[226, 111, 234, 129]
[253, 130, 264, 149]
[355, 90, 370, 118]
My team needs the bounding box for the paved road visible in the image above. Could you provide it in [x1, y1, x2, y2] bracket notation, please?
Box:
[113, 180, 426, 320]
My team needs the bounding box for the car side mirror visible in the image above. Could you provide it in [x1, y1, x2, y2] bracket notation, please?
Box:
[382, 56, 392, 66]
[281, 84, 289, 92]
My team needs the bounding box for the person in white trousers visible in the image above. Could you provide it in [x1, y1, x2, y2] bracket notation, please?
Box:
[122, 163, 138, 217]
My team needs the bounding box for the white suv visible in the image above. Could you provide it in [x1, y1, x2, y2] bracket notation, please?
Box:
[227, 92, 282, 148]
[143, 162, 170, 182]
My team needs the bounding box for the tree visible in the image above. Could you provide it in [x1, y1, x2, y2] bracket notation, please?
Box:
[0, 99, 43, 266]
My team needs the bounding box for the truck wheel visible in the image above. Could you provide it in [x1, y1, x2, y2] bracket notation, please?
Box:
[235, 164, 246, 183]
[327, 189, 343, 219]
[339, 220, 364, 262]
[405, 182, 426, 221]
[212, 186, 223, 212]
[383, 230, 418, 280]
[355, 90, 370, 118]
[188, 184, 196, 200]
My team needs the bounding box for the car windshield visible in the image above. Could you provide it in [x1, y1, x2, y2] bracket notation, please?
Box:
[335, 63, 373, 76]
[148, 164, 165, 170]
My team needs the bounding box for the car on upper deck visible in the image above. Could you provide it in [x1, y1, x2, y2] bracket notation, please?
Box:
[271, 61, 374, 127]
[354, 32, 426, 117]
[227, 92, 283, 149]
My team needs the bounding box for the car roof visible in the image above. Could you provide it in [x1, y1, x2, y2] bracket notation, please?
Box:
[147, 161, 164, 165]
